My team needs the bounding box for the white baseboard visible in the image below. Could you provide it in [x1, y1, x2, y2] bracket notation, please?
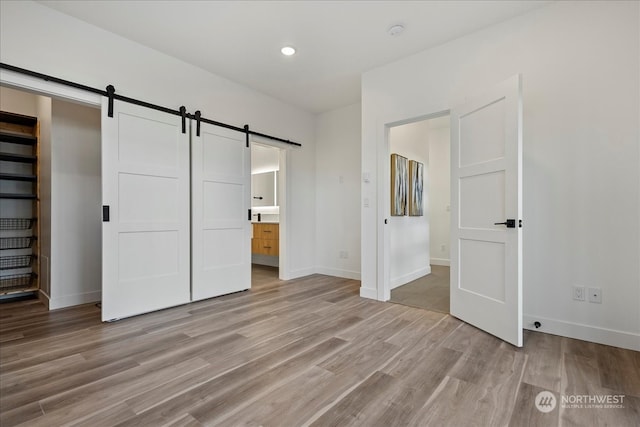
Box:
[359, 286, 377, 300]
[430, 258, 450, 266]
[49, 290, 101, 310]
[315, 267, 361, 280]
[390, 266, 432, 290]
[288, 267, 316, 280]
[524, 314, 640, 351]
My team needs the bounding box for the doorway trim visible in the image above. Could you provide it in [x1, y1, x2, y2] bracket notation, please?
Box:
[1, 69, 103, 309]
[1, 69, 102, 108]
[377, 109, 450, 302]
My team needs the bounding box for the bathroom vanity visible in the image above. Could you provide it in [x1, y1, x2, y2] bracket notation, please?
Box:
[251, 222, 279, 256]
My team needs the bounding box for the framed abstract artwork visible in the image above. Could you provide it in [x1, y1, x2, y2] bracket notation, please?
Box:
[409, 160, 424, 216]
[391, 153, 408, 216]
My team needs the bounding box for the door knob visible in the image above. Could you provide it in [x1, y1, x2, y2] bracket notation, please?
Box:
[494, 219, 516, 228]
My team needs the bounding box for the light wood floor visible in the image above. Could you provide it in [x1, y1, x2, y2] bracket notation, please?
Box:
[1, 265, 639, 426]
[390, 265, 450, 313]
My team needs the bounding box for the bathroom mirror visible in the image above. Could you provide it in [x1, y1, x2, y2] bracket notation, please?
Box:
[251, 171, 278, 207]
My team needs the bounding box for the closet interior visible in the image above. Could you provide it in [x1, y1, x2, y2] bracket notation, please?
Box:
[0, 111, 40, 297]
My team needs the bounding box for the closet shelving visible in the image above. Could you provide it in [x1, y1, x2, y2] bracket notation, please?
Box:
[0, 111, 39, 296]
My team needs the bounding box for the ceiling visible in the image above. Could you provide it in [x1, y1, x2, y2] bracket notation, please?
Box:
[39, 1, 550, 114]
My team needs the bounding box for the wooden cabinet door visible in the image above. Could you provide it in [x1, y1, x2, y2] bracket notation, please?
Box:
[252, 223, 279, 255]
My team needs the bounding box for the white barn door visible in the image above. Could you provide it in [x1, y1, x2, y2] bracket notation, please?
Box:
[191, 122, 251, 301]
[101, 99, 190, 321]
[450, 75, 523, 347]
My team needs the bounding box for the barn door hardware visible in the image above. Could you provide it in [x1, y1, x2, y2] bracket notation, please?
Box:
[180, 106, 187, 134]
[2, 62, 302, 146]
[194, 110, 202, 137]
[106, 85, 115, 118]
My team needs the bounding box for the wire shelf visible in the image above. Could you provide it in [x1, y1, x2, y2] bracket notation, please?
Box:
[0, 273, 35, 292]
[0, 255, 34, 270]
[0, 218, 35, 230]
[0, 236, 35, 250]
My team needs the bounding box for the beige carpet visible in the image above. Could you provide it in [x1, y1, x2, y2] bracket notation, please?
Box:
[390, 265, 450, 313]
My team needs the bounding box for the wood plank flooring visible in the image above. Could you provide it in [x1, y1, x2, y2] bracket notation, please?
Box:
[1, 265, 638, 426]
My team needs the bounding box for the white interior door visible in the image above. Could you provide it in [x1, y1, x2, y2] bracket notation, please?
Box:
[191, 122, 251, 301]
[450, 75, 523, 347]
[101, 99, 190, 321]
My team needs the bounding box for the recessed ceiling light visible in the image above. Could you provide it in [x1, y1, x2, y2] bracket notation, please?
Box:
[388, 24, 405, 36]
[281, 46, 296, 56]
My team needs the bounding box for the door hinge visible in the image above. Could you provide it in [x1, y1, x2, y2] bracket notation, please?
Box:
[102, 205, 110, 222]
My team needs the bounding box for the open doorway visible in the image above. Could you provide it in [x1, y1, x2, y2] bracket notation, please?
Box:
[388, 114, 451, 313]
[250, 142, 285, 284]
[0, 85, 102, 309]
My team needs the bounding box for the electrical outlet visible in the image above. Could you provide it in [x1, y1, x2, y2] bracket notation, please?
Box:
[572, 286, 585, 301]
[588, 287, 602, 303]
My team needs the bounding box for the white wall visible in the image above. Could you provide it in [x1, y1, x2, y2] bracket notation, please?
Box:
[0, 86, 37, 116]
[49, 99, 101, 309]
[315, 103, 361, 279]
[362, 1, 639, 350]
[427, 121, 451, 266]
[389, 121, 430, 288]
[0, 0, 317, 280]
